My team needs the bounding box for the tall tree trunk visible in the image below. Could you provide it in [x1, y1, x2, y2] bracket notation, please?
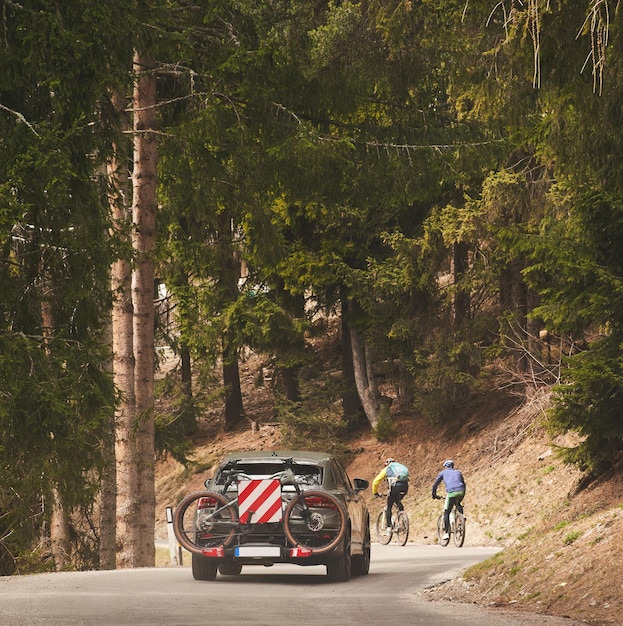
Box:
[99, 316, 117, 570]
[349, 327, 382, 430]
[177, 268, 196, 436]
[340, 301, 365, 429]
[223, 333, 244, 430]
[217, 212, 244, 431]
[132, 50, 157, 567]
[500, 259, 530, 372]
[50, 487, 71, 571]
[452, 241, 470, 328]
[41, 279, 72, 570]
[109, 89, 140, 569]
[274, 281, 304, 406]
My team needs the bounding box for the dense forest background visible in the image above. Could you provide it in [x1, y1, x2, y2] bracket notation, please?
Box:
[2, 0, 622, 574]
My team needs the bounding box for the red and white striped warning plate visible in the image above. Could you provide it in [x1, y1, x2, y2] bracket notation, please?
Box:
[237, 479, 283, 524]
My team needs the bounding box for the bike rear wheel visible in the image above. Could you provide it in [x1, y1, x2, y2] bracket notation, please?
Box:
[453, 512, 465, 547]
[283, 490, 346, 554]
[396, 510, 409, 545]
[376, 510, 392, 545]
[173, 491, 238, 555]
[437, 513, 450, 546]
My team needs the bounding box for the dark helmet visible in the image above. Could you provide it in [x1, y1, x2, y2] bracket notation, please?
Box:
[385, 457, 395, 466]
[443, 459, 454, 468]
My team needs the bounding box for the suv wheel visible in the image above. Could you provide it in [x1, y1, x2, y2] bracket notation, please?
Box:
[192, 553, 217, 581]
[326, 529, 351, 582]
[351, 522, 371, 576]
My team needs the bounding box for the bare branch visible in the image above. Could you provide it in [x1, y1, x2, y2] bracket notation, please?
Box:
[0, 103, 40, 136]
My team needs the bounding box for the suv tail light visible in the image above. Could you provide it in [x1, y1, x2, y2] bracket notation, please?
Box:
[197, 496, 218, 510]
[303, 495, 337, 510]
[289, 547, 312, 557]
[202, 547, 224, 558]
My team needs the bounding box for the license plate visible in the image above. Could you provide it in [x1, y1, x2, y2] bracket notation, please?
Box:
[234, 546, 281, 557]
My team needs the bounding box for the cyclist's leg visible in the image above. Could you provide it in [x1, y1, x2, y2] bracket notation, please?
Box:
[447, 492, 465, 516]
[443, 495, 452, 533]
[455, 494, 464, 515]
[395, 482, 408, 512]
[386, 486, 397, 527]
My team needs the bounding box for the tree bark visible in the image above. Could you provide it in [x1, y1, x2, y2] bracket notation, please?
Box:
[131, 50, 157, 567]
[341, 307, 365, 429]
[217, 212, 244, 430]
[41, 278, 72, 570]
[349, 327, 382, 430]
[99, 316, 117, 570]
[109, 89, 140, 569]
[452, 241, 470, 328]
[50, 487, 71, 571]
[223, 334, 244, 430]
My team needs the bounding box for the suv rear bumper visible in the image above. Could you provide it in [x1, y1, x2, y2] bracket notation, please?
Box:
[199, 543, 345, 566]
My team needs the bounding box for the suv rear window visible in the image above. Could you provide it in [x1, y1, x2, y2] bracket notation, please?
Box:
[215, 461, 322, 486]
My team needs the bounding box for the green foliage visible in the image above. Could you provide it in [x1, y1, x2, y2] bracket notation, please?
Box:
[373, 409, 395, 442]
[154, 373, 196, 464]
[563, 531, 582, 546]
[225, 294, 309, 369]
[278, 402, 348, 457]
[548, 338, 623, 473]
[413, 338, 481, 424]
[0, 332, 113, 573]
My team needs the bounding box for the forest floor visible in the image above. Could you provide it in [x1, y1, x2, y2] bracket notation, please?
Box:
[155, 342, 623, 626]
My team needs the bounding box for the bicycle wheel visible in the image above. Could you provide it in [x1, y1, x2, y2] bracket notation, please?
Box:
[453, 512, 465, 547]
[437, 514, 450, 546]
[376, 510, 392, 545]
[284, 490, 346, 554]
[173, 490, 238, 555]
[396, 511, 409, 546]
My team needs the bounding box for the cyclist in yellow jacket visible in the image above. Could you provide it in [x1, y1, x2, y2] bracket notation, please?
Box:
[372, 457, 409, 532]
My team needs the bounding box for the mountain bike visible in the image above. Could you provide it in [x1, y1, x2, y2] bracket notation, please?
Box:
[172, 462, 347, 557]
[375, 495, 409, 546]
[436, 501, 465, 547]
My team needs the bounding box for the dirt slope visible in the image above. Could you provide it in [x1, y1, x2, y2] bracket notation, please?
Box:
[156, 361, 622, 626]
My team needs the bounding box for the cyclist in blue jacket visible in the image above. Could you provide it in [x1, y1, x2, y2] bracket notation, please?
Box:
[372, 457, 409, 533]
[432, 460, 466, 540]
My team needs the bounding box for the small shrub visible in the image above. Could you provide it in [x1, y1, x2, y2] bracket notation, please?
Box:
[563, 531, 581, 545]
[373, 409, 395, 441]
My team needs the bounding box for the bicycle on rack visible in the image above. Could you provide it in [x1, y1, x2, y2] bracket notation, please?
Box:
[173, 465, 346, 556]
[436, 500, 465, 547]
[375, 495, 409, 546]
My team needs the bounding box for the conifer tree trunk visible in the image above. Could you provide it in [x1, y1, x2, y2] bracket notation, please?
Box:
[350, 327, 382, 430]
[131, 50, 157, 567]
[50, 487, 71, 571]
[217, 212, 244, 431]
[99, 317, 117, 570]
[452, 241, 470, 327]
[41, 279, 72, 570]
[340, 304, 365, 429]
[108, 89, 137, 569]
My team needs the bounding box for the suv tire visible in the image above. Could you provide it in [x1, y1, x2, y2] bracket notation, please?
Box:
[192, 553, 218, 581]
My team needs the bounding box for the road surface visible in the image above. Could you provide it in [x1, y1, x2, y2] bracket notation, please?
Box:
[0, 544, 583, 625]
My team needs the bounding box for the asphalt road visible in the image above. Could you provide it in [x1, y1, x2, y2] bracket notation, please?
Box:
[0, 544, 583, 626]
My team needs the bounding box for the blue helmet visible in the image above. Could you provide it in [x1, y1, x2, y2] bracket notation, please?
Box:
[443, 459, 454, 468]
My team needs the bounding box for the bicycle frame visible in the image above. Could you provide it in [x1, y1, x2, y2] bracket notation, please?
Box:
[375, 494, 409, 545]
[436, 500, 465, 547]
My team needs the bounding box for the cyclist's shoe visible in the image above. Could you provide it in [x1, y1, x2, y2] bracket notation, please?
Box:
[380, 527, 391, 537]
[442, 532, 450, 540]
